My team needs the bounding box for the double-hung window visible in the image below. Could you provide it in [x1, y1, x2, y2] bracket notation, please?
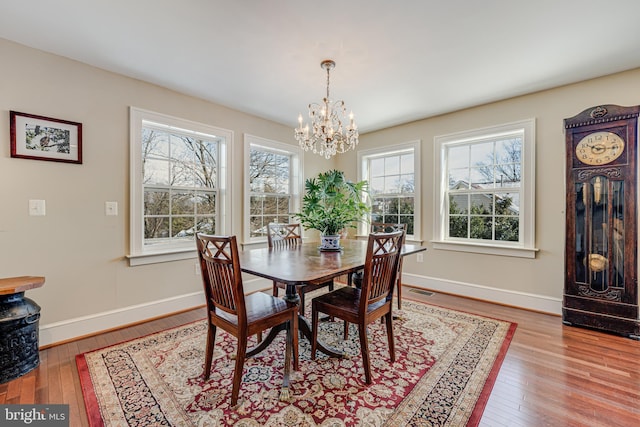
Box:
[129, 108, 231, 265]
[433, 119, 536, 258]
[358, 141, 421, 241]
[244, 135, 302, 243]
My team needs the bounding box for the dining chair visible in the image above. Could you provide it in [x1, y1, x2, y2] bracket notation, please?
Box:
[351, 223, 406, 309]
[311, 229, 405, 384]
[196, 233, 299, 406]
[268, 223, 334, 314]
[371, 223, 406, 309]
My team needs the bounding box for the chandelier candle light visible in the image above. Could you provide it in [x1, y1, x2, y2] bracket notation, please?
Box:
[295, 60, 359, 159]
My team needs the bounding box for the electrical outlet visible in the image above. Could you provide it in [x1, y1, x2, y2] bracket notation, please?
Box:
[29, 199, 46, 216]
[416, 253, 424, 263]
[105, 201, 118, 216]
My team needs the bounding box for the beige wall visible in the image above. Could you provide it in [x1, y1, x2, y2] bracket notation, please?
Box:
[0, 38, 329, 343]
[337, 67, 640, 311]
[2, 37, 639, 344]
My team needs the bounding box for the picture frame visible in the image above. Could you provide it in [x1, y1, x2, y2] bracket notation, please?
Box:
[10, 111, 82, 164]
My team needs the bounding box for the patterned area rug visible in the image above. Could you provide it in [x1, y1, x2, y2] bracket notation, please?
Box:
[77, 299, 516, 426]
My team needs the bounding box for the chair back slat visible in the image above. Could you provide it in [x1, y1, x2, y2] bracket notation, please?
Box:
[360, 230, 405, 309]
[196, 234, 245, 319]
[267, 223, 302, 249]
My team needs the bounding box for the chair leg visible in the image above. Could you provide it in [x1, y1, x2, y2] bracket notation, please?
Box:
[272, 280, 278, 297]
[203, 323, 216, 380]
[311, 304, 319, 360]
[396, 275, 402, 310]
[358, 323, 372, 384]
[292, 312, 299, 371]
[298, 290, 306, 316]
[343, 320, 349, 340]
[385, 313, 396, 362]
[230, 337, 247, 407]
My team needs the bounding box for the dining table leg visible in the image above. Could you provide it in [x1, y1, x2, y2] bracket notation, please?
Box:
[285, 283, 344, 359]
[246, 283, 344, 360]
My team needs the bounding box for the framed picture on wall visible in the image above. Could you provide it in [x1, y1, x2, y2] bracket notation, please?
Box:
[10, 111, 82, 164]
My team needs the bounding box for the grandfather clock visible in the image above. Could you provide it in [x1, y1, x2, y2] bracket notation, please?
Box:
[563, 104, 640, 339]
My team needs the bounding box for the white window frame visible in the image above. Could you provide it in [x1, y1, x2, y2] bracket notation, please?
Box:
[243, 134, 303, 245]
[128, 107, 232, 266]
[433, 118, 537, 258]
[357, 141, 421, 242]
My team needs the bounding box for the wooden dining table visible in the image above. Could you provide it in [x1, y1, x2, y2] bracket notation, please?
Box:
[238, 239, 426, 359]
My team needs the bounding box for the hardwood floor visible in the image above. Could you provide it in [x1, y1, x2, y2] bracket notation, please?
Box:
[1, 287, 639, 427]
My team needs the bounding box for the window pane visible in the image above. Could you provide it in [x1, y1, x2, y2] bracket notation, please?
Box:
[399, 215, 414, 235]
[371, 198, 384, 215]
[495, 138, 521, 164]
[250, 196, 263, 215]
[277, 196, 290, 214]
[470, 141, 493, 166]
[250, 216, 265, 237]
[365, 147, 417, 237]
[399, 197, 414, 214]
[143, 129, 169, 159]
[371, 158, 385, 177]
[470, 166, 492, 188]
[195, 192, 216, 215]
[470, 216, 492, 239]
[172, 217, 194, 239]
[145, 217, 169, 240]
[470, 193, 493, 214]
[449, 216, 467, 238]
[370, 176, 384, 194]
[196, 217, 215, 234]
[496, 193, 518, 216]
[449, 168, 469, 189]
[399, 174, 414, 193]
[171, 191, 194, 215]
[495, 217, 519, 241]
[450, 194, 468, 214]
[400, 154, 414, 174]
[262, 196, 279, 215]
[448, 145, 469, 169]
[144, 189, 169, 215]
[144, 159, 170, 185]
[384, 156, 400, 175]
[384, 176, 400, 193]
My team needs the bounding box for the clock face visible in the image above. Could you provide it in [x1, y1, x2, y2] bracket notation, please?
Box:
[575, 131, 625, 165]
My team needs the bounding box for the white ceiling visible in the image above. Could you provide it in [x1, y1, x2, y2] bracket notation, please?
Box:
[1, 0, 640, 133]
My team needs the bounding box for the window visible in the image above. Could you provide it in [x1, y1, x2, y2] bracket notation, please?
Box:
[358, 141, 421, 241]
[433, 119, 536, 258]
[129, 108, 232, 265]
[244, 135, 302, 243]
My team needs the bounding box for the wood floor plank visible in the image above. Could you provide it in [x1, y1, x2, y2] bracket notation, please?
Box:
[2, 288, 639, 426]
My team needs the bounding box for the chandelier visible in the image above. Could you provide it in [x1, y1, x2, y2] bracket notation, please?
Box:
[295, 60, 359, 159]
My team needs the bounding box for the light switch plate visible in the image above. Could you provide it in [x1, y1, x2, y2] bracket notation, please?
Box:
[105, 201, 118, 216]
[29, 199, 46, 216]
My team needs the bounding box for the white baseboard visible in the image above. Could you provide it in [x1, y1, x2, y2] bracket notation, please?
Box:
[38, 274, 560, 348]
[39, 276, 270, 348]
[402, 273, 562, 315]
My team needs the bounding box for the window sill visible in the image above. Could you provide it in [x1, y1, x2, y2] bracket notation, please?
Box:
[431, 240, 538, 258]
[127, 248, 197, 266]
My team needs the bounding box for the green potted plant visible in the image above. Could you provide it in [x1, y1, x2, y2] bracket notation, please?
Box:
[294, 169, 369, 250]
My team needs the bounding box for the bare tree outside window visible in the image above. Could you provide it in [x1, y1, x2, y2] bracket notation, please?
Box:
[142, 124, 218, 246]
[249, 147, 292, 237]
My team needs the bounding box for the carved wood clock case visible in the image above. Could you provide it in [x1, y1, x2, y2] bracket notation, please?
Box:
[563, 104, 640, 339]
